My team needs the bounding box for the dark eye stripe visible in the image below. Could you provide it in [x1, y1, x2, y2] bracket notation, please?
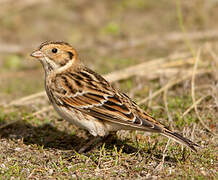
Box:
[68, 51, 74, 59]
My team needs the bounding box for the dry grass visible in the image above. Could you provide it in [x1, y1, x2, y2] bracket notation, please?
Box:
[0, 0, 217, 179]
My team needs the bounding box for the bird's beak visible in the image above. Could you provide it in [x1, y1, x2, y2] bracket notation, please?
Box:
[31, 50, 44, 58]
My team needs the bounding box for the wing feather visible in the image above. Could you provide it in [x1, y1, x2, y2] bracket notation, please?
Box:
[51, 69, 163, 133]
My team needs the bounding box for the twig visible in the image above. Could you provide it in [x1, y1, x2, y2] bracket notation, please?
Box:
[191, 49, 215, 135]
[0, 119, 21, 129]
[147, 89, 153, 108]
[207, 45, 218, 107]
[163, 87, 173, 129]
[0, 106, 53, 129]
[138, 69, 210, 105]
[0, 44, 25, 54]
[110, 30, 218, 51]
[1, 30, 218, 54]
[154, 139, 171, 172]
[5, 92, 46, 107]
[182, 94, 209, 117]
[26, 106, 53, 118]
[191, 123, 197, 141]
[105, 53, 193, 82]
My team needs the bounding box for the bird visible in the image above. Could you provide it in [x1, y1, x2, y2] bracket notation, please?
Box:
[31, 41, 199, 152]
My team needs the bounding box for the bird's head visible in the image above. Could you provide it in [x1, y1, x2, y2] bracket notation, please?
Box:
[31, 41, 78, 73]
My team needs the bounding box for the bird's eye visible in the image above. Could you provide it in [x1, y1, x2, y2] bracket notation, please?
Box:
[52, 48, 58, 53]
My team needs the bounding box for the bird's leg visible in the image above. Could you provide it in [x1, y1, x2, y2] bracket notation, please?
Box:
[78, 136, 102, 153]
[78, 133, 115, 153]
[93, 133, 115, 150]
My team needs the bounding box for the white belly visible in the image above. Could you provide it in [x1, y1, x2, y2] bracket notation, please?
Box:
[52, 103, 112, 136]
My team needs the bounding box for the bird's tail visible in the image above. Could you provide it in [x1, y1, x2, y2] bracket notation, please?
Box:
[161, 129, 199, 152]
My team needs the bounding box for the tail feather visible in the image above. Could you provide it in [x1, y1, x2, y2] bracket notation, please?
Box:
[162, 130, 199, 152]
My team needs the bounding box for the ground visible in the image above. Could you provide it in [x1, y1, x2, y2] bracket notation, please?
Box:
[0, 0, 217, 179]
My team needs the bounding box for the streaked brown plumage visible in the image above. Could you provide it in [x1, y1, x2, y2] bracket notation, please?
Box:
[31, 41, 199, 152]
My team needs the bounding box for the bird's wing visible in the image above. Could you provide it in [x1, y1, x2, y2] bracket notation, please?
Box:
[51, 67, 164, 133]
[51, 67, 199, 152]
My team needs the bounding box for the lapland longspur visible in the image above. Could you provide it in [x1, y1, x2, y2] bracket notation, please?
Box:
[31, 41, 199, 152]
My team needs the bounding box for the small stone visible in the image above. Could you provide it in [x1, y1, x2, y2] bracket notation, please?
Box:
[67, 165, 72, 169]
[200, 167, 207, 176]
[72, 174, 77, 179]
[168, 168, 172, 174]
[49, 169, 53, 175]
[15, 147, 22, 152]
[1, 164, 6, 169]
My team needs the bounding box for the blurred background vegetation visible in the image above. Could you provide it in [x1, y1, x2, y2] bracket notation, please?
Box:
[0, 0, 218, 96]
[0, 0, 217, 179]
